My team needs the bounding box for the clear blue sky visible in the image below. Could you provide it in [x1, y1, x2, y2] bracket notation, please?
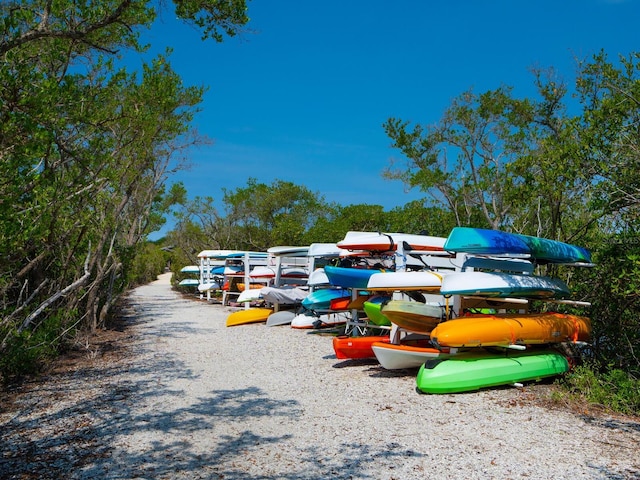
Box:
[138, 0, 639, 237]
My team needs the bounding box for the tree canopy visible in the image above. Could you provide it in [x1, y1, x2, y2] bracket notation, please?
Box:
[0, 0, 250, 380]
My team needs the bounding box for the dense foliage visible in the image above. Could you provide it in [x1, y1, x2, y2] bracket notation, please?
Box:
[1, 2, 638, 413]
[0, 0, 249, 382]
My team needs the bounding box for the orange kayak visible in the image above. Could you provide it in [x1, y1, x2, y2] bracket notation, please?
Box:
[430, 312, 591, 348]
[333, 335, 390, 359]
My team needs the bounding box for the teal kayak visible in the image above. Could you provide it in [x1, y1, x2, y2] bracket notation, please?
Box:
[444, 227, 591, 264]
[416, 349, 569, 394]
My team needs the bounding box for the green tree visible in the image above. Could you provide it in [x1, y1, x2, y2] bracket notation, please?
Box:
[221, 178, 332, 250]
[0, 0, 250, 382]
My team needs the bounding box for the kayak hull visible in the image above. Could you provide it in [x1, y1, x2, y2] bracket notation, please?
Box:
[333, 335, 390, 359]
[372, 340, 451, 370]
[416, 350, 570, 393]
[430, 312, 591, 348]
[381, 300, 446, 334]
[226, 308, 274, 327]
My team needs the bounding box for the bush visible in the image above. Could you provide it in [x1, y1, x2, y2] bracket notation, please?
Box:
[561, 364, 640, 416]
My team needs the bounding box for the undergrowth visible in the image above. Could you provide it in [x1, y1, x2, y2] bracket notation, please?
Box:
[554, 364, 640, 417]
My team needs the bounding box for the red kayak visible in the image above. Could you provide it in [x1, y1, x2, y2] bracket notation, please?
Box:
[333, 335, 390, 359]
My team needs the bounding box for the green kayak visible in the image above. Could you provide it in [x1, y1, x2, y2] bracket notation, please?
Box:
[416, 349, 569, 394]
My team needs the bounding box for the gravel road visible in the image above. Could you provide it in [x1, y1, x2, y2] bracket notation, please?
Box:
[1, 273, 639, 479]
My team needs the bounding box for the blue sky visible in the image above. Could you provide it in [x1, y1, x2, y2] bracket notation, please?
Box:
[137, 0, 639, 237]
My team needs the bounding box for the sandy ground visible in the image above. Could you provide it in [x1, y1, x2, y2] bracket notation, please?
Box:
[1, 273, 640, 479]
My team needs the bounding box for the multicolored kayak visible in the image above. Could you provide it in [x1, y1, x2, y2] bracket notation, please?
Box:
[333, 335, 390, 359]
[429, 312, 591, 348]
[226, 307, 274, 327]
[440, 271, 571, 299]
[381, 300, 448, 334]
[416, 349, 570, 394]
[372, 340, 452, 370]
[444, 227, 592, 264]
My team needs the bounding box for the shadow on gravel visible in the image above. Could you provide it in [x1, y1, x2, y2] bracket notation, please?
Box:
[1, 340, 422, 479]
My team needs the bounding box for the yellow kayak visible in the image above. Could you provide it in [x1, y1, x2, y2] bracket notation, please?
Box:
[226, 308, 274, 327]
[430, 312, 591, 348]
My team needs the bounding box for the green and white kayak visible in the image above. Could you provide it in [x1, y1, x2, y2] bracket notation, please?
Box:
[416, 349, 569, 394]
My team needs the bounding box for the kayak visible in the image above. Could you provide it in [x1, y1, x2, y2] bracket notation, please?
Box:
[416, 349, 570, 393]
[226, 307, 274, 327]
[381, 300, 447, 334]
[429, 312, 591, 348]
[372, 340, 452, 370]
[333, 335, 390, 359]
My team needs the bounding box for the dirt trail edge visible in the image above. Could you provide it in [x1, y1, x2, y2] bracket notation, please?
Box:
[1, 273, 639, 479]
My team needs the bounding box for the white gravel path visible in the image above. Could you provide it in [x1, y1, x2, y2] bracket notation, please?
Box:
[2, 273, 639, 479]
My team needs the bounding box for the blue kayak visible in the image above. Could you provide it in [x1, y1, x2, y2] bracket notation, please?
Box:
[324, 265, 383, 289]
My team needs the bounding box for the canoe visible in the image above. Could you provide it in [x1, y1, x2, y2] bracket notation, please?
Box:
[301, 288, 352, 311]
[372, 340, 452, 370]
[265, 310, 296, 327]
[439, 271, 571, 299]
[362, 295, 392, 326]
[381, 300, 447, 334]
[444, 227, 592, 264]
[324, 265, 382, 289]
[226, 307, 274, 327]
[416, 349, 570, 394]
[366, 270, 446, 291]
[337, 232, 446, 252]
[333, 335, 390, 359]
[178, 278, 200, 287]
[429, 312, 591, 348]
[290, 312, 350, 329]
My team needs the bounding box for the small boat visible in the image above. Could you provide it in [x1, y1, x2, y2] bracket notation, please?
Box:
[324, 265, 382, 289]
[366, 270, 447, 291]
[444, 227, 592, 264]
[429, 312, 591, 348]
[260, 286, 309, 305]
[416, 349, 570, 394]
[333, 335, 390, 359]
[362, 295, 392, 326]
[301, 288, 352, 311]
[337, 232, 446, 252]
[372, 339, 452, 370]
[265, 310, 297, 327]
[226, 307, 274, 327]
[290, 311, 350, 329]
[381, 300, 448, 334]
[178, 278, 200, 287]
[440, 271, 571, 299]
[237, 288, 264, 303]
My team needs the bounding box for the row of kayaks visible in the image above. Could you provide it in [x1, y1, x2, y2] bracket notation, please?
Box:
[186, 227, 593, 393]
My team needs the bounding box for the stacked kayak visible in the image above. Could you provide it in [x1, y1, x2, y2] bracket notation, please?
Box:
[416, 349, 570, 394]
